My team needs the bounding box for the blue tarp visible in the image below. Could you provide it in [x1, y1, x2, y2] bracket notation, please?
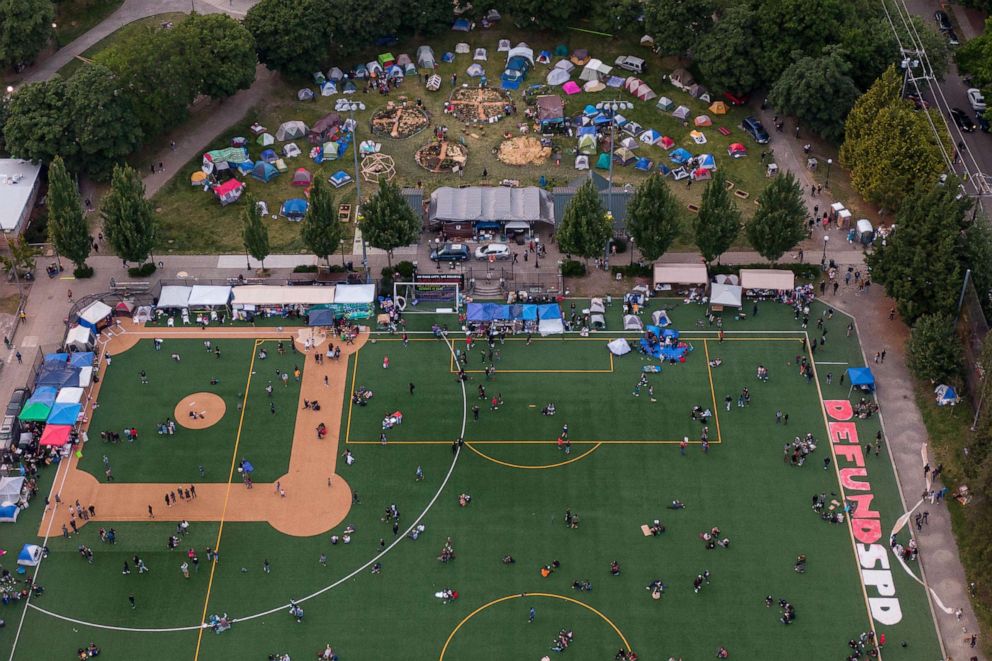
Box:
[236, 160, 255, 174]
[577, 126, 597, 136]
[35, 362, 79, 388]
[466, 303, 557, 322]
[308, 309, 336, 326]
[46, 352, 93, 368]
[47, 402, 82, 426]
[847, 367, 876, 390]
[538, 304, 561, 320]
[27, 386, 57, 406]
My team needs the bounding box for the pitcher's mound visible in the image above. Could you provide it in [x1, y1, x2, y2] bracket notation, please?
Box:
[175, 393, 226, 429]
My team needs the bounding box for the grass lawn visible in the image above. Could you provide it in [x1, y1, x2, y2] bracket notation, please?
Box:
[78, 338, 302, 484]
[149, 27, 771, 254]
[57, 13, 187, 79]
[54, 0, 125, 48]
[1, 301, 943, 660]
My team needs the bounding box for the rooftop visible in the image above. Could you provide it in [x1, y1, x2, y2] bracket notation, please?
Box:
[0, 159, 42, 232]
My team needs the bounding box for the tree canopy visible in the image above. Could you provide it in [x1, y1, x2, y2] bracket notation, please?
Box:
[907, 314, 964, 384]
[245, 0, 332, 75]
[557, 181, 612, 261]
[359, 180, 421, 268]
[957, 17, 992, 89]
[301, 179, 343, 265]
[101, 164, 157, 265]
[643, 0, 714, 56]
[46, 156, 90, 270]
[694, 171, 741, 264]
[695, 6, 762, 97]
[2, 78, 69, 167]
[241, 194, 271, 269]
[625, 176, 682, 262]
[746, 172, 807, 263]
[174, 14, 257, 99]
[769, 47, 861, 143]
[0, 0, 54, 68]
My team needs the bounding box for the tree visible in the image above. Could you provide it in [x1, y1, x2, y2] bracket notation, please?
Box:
[588, 0, 642, 35]
[694, 171, 741, 264]
[63, 65, 143, 180]
[2, 78, 71, 166]
[359, 179, 420, 269]
[957, 17, 992, 88]
[768, 47, 860, 142]
[840, 65, 902, 168]
[839, 18, 899, 91]
[0, 0, 54, 68]
[755, 0, 851, 85]
[101, 164, 157, 265]
[962, 216, 992, 320]
[867, 182, 971, 321]
[301, 179, 342, 266]
[695, 6, 762, 95]
[643, 0, 714, 56]
[625, 175, 682, 262]
[241, 193, 270, 270]
[506, 0, 579, 31]
[245, 0, 331, 76]
[746, 172, 806, 263]
[408, 0, 456, 35]
[175, 14, 257, 99]
[906, 314, 963, 383]
[47, 157, 90, 270]
[0, 236, 40, 275]
[557, 181, 612, 262]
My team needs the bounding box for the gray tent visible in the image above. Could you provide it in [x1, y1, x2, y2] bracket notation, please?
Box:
[417, 45, 436, 70]
[547, 68, 570, 86]
[276, 121, 308, 141]
[327, 67, 344, 81]
[466, 63, 485, 77]
[297, 88, 315, 101]
[429, 186, 555, 226]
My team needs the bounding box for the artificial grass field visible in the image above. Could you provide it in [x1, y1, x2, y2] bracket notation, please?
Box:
[1, 300, 944, 660]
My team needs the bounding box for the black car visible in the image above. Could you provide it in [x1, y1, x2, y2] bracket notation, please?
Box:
[6, 388, 31, 417]
[977, 113, 990, 133]
[946, 29, 960, 46]
[951, 108, 976, 132]
[935, 10, 952, 32]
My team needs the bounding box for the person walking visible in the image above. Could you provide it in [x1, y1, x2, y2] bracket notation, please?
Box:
[129, 594, 136, 609]
[415, 465, 424, 481]
[263, 559, 271, 574]
[181, 562, 190, 578]
[148, 505, 154, 518]
[528, 607, 536, 623]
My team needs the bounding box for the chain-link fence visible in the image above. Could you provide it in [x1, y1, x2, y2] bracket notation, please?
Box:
[957, 276, 989, 418]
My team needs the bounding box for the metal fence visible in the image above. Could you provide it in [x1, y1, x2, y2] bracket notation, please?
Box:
[956, 276, 990, 419]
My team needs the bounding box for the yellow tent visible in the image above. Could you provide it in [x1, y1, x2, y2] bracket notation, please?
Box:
[708, 101, 728, 115]
[190, 171, 207, 186]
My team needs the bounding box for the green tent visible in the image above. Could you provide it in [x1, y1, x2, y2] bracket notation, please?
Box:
[595, 153, 611, 170]
[554, 44, 569, 57]
[378, 52, 395, 65]
[19, 400, 52, 422]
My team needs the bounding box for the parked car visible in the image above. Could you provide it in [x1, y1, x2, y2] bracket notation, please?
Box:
[741, 116, 769, 144]
[722, 91, 749, 106]
[946, 29, 960, 46]
[475, 243, 512, 260]
[614, 56, 646, 74]
[905, 93, 930, 110]
[0, 415, 18, 450]
[6, 388, 30, 417]
[967, 88, 987, 112]
[977, 113, 990, 133]
[935, 9, 952, 31]
[951, 108, 976, 132]
[430, 243, 470, 262]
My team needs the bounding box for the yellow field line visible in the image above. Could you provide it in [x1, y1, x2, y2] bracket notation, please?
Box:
[465, 442, 602, 469]
[345, 439, 722, 445]
[703, 340, 723, 443]
[344, 350, 360, 445]
[439, 592, 630, 659]
[450, 369, 616, 374]
[193, 340, 261, 660]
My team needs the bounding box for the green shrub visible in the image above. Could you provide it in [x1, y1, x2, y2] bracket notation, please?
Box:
[73, 265, 95, 279]
[394, 261, 416, 279]
[561, 260, 587, 277]
[127, 262, 156, 278]
[610, 263, 652, 278]
[907, 313, 964, 383]
[293, 265, 318, 273]
[709, 262, 821, 281]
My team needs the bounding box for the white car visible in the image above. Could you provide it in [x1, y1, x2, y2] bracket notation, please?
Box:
[475, 243, 511, 260]
[967, 88, 987, 112]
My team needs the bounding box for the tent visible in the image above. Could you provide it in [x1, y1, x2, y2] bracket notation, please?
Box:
[378, 52, 395, 67]
[297, 88, 315, 101]
[580, 59, 611, 82]
[654, 263, 708, 288]
[692, 167, 712, 181]
[634, 157, 653, 171]
[190, 171, 207, 187]
[672, 105, 690, 120]
[355, 63, 369, 79]
[396, 53, 412, 68]
[935, 385, 960, 406]
[740, 269, 795, 291]
[78, 301, 112, 331]
[622, 121, 641, 136]
[308, 308, 336, 326]
[280, 198, 308, 221]
[710, 283, 742, 308]
[847, 367, 876, 392]
[259, 149, 277, 164]
[454, 42, 470, 54]
[466, 63, 485, 77]
[547, 68, 570, 86]
[670, 68, 694, 90]
[555, 44, 569, 57]
[257, 133, 275, 146]
[441, 51, 455, 63]
[452, 17, 471, 31]
[292, 168, 313, 187]
[577, 134, 597, 155]
[536, 95, 565, 127]
[366, 61, 383, 77]
[606, 75, 625, 88]
[322, 142, 339, 160]
[658, 135, 675, 150]
[623, 314, 644, 331]
[652, 310, 672, 327]
[158, 285, 192, 309]
[571, 49, 590, 66]
[555, 59, 575, 72]
[329, 170, 353, 188]
[728, 143, 747, 158]
[65, 325, 94, 351]
[474, 48, 487, 61]
[640, 129, 662, 145]
[690, 130, 707, 144]
[698, 153, 717, 170]
[343, 81, 357, 94]
[0, 476, 25, 522]
[188, 286, 232, 308]
[17, 544, 43, 567]
[670, 148, 692, 164]
[310, 113, 341, 145]
[251, 161, 279, 182]
[332, 284, 377, 320]
[497, 39, 511, 52]
[595, 153, 611, 170]
[538, 304, 564, 336]
[417, 46, 437, 70]
[35, 361, 80, 389]
[19, 386, 57, 422]
[656, 96, 674, 111]
[583, 80, 606, 93]
[275, 121, 308, 141]
[47, 402, 81, 426]
[562, 81, 581, 95]
[213, 179, 244, 206]
[328, 67, 344, 81]
[574, 155, 589, 170]
[537, 50, 552, 64]
[694, 115, 712, 127]
[619, 136, 638, 150]
[607, 337, 631, 356]
[708, 101, 728, 115]
[590, 313, 606, 329]
[56, 387, 84, 404]
[313, 72, 326, 85]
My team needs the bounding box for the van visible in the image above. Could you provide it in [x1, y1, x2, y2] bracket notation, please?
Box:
[6, 388, 30, 417]
[0, 415, 19, 450]
[614, 56, 646, 75]
[430, 243, 471, 262]
[741, 116, 770, 144]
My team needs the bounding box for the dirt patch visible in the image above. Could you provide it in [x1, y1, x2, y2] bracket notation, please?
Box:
[370, 102, 430, 139]
[415, 139, 469, 173]
[175, 392, 226, 429]
[447, 87, 511, 124]
[497, 136, 551, 166]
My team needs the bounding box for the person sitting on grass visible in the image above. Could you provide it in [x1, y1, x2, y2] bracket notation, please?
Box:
[458, 493, 472, 507]
[646, 579, 665, 599]
[318, 644, 339, 660]
[572, 579, 592, 592]
[708, 358, 723, 368]
[794, 554, 807, 573]
[668, 500, 686, 510]
[648, 520, 665, 536]
[609, 560, 621, 576]
[542, 402, 556, 416]
[501, 554, 515, 565]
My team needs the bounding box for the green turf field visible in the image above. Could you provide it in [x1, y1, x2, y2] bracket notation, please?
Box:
[0, 300, 944, 660]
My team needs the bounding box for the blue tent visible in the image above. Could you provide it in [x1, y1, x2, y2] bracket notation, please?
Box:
[452, 17, 471, 31]
[583, 105, 598, 116]
[260, 149, 278, 163]
[634, 157, 652, 171]
[847, 367, 876, 392]
[280, 198, 308, 220]
[595, 153, 611, 170]
[236, 160, 255, 174]
[538, 304, 561, 320]
[251, 162, 279, 182]
[935, 384, 959, 406]
[47, 402, 82, 426]
[670, 148, 692, 164]
[308, 309, 336, 326]
[35, 362, 79, 388]
[577, 126, 597, 136]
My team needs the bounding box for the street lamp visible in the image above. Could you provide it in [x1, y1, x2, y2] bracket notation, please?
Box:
[629, 236, 635, 266]
[825, 158, 833, 190]
[821, 235, 829, 263]
[345, 101, 369, 283]
[597, 99, 632, 233]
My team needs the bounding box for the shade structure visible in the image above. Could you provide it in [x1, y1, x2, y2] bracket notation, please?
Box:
[740, 269, 795, 291]
[654, 263, 708, 286]
[710, 282, 742, 307]
[232, 285, 335, 307]
[158, 285, 192, 309]
[188, 285, 232, 308]
[39, 424, 72, 447]
[56, 387, 85, 404]
[78, 301, 112, 331]
[847, 367, 876, 391]
[65, 325, 94, 351]
[19, 386, 57, 422]
[47, 402, 81, 426]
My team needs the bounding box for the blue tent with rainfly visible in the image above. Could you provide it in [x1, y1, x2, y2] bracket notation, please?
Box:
[847, 367, 876, 393]
[452, 17, 471, 31]
[634, 157, 652, 171]
[670, 148, 692, 164]
[935, 384, 960, 406]
[251, 161, 279, 182]
[47, 402, 82, 426]
[236, 160, 255, 175]
[280, 198, 308, 220]
[329, 170, 353, 188]
[595, 153, 611, 170]
[260, 149, 278, 163]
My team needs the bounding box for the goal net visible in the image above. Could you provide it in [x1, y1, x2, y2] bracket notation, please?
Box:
[393, 279, 462, 313]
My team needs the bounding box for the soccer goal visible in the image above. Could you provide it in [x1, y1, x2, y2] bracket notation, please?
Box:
[392, 279, 462, 313]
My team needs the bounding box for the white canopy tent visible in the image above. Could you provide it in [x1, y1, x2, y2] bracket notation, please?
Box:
[157, 285, 193, 309]
[710, 283, 743, 308]
[334, 284, 376, 304]
[739, 269, 795, 291]
[187, 285, 232, 308]
[78, 366, 93, 388]
[538, 316, 565, 336]
[78, 301, 112, 329]
[232, 285, 336, 308]
[56, 387, 85, 404]
[653, 263, 708, 289]
[65, 325, 95, 351]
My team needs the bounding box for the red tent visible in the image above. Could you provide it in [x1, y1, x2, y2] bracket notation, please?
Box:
[727, 143, 747, 158]
[40, 424, 72, 447]
[213, 179, 244, 206]
[659, 136, 675, 150]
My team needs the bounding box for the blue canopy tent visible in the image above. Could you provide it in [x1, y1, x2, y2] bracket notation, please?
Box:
[308, 308, 336, 326]
[35, 362, 80, 388]
[847, 367, 876, 393]
[47, 402, 82, 426]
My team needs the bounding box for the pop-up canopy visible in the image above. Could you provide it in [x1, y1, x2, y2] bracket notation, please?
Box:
[847, 367, 876, 393]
